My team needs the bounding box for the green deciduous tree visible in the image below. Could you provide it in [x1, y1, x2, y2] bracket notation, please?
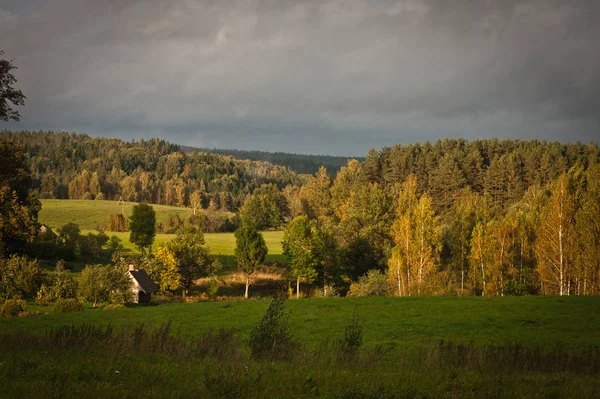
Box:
[78, 263, 132, 307]
[234, 223, 268, 298]
[129, 203, 156, 255]
[240, 193, 284, 230]
[168, 225, 212, 294]
[347, 269, 390, 297]
[0, 140, 41, 255]
[299, 166, 332, 219]
[147, 245, 181, 292]
[282, 216, 319, 298]
[0, 255, 41, 299]
[36, 260, 77, 305]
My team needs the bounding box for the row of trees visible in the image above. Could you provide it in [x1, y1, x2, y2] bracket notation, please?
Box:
[281, 159, 600, 297]
[129, 201, 269, 299]
[0, 255, 132, 307]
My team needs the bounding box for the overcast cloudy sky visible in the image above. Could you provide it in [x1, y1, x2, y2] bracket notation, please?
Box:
[1, 0, 598, 155]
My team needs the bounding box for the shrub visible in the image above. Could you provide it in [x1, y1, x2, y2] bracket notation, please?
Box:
[103, 213, 129, 232]
[35, 284, 53, 306]
[0, 255, 42, 298]
[248, 297, 297, 360]
[0, 298, 28, 317]
[338, 312, 363, 357]
[106, 235, 124, 253]
[347, 269, 390, 297]
[81, 192, 94, 200]
[95, 192, 106, 200]
[157, 213, 184, 234]
[36, 260, 78, 305]
[312, 285, 340, 298]
[78, 264, 133, 307]
[207, 277, 219, 300]
[53, 298, 84, 313]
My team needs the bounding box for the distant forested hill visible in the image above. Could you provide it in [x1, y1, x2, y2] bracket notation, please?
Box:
[181, 146, 362, 174]
[1, 130, 303, 211]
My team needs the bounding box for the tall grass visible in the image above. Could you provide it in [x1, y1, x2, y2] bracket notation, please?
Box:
[1, 320, 599, 398]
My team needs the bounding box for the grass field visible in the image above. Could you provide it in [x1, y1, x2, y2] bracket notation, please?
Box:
[78, 230, 285, 266]
[39, 199, 286, 265]
[2, 296, 599, 350]
[39, 199, 193, 231]
[2, 296, 599, 398]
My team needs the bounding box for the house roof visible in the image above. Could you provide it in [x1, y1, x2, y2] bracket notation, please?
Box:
[129, 269, 159, 294]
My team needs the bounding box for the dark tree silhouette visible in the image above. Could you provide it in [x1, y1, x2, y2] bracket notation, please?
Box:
[0, 50, 26, 121]
[129, 203, 156, 255]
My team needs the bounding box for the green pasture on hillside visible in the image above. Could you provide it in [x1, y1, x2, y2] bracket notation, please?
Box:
[38, 199, 286, 265]
[39, 199, 193, 231]
[90, 230, 285, 266]
[2, 296, 599, 351]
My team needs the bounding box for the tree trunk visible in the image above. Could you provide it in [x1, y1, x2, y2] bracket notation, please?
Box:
[397, 258, 402, 296]
[559, 221, 564, 296]
[481, 259, 486, 297]
[418, 217, 425, 295]
[499, 240, 505, 296]
[460, 241, 465, 295]
[244, 275, 250, 299]
[296, 278, 300, 299]
[406, 235, 411, 296]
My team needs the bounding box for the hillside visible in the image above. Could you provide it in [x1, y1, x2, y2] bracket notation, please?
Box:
[37, 199, 285, 265]
[39, 199, 193, 231]
[182, 145, 363, 174]
[1, 130, 303, 211]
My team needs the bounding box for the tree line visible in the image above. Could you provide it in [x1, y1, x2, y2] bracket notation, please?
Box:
[182, 145, 362, 174]
[281, 139, 600, 297]
[2, 130, 600, 297]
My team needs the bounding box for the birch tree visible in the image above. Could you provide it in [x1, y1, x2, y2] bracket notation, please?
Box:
[412, 195, 440, 295]
[534, 174, 575, 295]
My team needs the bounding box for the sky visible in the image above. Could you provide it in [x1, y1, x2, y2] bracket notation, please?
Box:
[1, 0, 599, 156]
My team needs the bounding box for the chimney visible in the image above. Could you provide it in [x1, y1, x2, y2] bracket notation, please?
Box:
[129, 264, 135, 271]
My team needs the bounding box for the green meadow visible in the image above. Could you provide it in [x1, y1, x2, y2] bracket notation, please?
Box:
[38, 199, 286, 265]
[2, 296, 600, 398]
[80, 230, 285, 265]
[2, 296, 599, 350]
[39, 199, 192, 231]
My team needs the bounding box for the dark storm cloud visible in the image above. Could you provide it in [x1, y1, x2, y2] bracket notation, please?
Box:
[1, 0, 598, 155]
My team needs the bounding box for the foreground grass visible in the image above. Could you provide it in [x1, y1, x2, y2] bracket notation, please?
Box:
[2, 296, 599, 351]
[2, 296, 600, 398]
[4, 344, 597, 398]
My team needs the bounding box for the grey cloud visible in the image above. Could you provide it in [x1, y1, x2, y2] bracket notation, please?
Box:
[1, 0, 599, 155]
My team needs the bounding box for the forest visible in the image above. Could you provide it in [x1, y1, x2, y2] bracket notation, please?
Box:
[1, 130, 600, 298]
[181, 145, 361, 174]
